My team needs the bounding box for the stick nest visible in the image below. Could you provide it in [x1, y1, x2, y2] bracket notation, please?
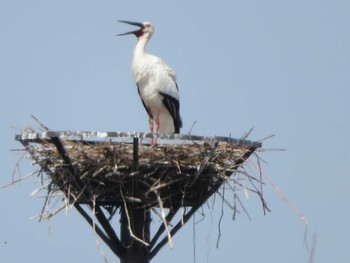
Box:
[20, 134, 261, 211]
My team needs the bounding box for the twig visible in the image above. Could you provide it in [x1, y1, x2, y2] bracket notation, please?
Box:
[216, 184, 225, 248]
[92, 198, 110, 263]
[240, 127, 254, 141]
[1, 171, 37, 189]
[147, 177, 185, 193]
[309, 233, 317, 263]
[120, 186, 150, 247]
[257, 134, 275, 142]
[29, 203, 66, 221]
[150, 206, 180, 248]
[30, 114, 50, 131]
[188, 120, 197, 136]
[150, 208, 173, 227]
[264, 173, 308, 226]
[155, 190, 173, 249]
[11, 150, 27, 183]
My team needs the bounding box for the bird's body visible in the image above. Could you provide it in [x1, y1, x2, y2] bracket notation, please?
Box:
[132, 50, 180, 133]
[119, 21, 182, 135]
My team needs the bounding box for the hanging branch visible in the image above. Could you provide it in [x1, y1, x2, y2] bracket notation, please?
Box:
[150, 205, 180, 248]
[120, 186, 150, 247]
[155, 191, 173, 249]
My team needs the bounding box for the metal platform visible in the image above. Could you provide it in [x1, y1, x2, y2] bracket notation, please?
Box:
[16, 130, 262, 148]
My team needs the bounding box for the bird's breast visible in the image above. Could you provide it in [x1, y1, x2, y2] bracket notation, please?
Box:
[132, 53, 179, 106]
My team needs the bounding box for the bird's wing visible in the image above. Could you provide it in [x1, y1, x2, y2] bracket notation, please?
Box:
[165, 68, 179, 91]
[159, 91, 182, 133]
[137, 83, 153, 119]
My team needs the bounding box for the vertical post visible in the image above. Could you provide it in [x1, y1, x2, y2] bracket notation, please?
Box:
[120, 137, 151, 263]
[133, 137, 139, 171]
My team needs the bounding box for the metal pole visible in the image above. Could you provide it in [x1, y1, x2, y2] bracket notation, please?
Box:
[120, 138, 151, 263]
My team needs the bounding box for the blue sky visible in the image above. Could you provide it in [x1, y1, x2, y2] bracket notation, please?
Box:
[1, 0, 350, 262]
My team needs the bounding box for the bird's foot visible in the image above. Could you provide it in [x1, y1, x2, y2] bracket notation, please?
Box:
[149, 118, 157, 144]
[151, 135, 157, 145]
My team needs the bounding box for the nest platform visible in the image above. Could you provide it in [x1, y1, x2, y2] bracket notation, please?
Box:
[16, 131, 261, 209]
[15, 130, 264, 261]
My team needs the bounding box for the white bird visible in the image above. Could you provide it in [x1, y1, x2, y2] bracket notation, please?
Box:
[118, 20, 182, 136]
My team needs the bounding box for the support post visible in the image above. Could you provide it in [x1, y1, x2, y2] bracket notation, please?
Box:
[120, 137, 151, 263]
[120, 204, 150, 263]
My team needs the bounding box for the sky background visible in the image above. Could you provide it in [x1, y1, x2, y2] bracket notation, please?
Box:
[1, 0, 350, 262]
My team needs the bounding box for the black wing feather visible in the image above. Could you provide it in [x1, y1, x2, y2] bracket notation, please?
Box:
[159, 91, 182, 133]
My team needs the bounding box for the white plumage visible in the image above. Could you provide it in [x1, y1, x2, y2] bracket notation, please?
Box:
[119, 20, 182, 135]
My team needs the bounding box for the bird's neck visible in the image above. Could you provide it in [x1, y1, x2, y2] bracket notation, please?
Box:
[133, 36, 149, 58]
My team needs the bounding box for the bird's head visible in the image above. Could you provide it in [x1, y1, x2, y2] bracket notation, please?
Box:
[118, 20, 154, 39]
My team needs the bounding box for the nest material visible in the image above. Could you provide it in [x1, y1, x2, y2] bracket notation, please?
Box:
[15, 131, 269, 260]
[20, 133, 259, 210]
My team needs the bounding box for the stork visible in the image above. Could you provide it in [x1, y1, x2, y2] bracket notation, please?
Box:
[118, 20, 182, 139]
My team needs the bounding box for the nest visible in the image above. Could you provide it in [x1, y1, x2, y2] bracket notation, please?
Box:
[14, 130, 270, 260]
[17, 131, 262, 211]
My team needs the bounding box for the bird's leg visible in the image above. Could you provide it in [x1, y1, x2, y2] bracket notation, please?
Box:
[146, 108, 156, 144]
[155, 109, 160, 135]
[149, 117, 155, 144]
[151, 109, 161, 145]
[149, 117, 154, 134]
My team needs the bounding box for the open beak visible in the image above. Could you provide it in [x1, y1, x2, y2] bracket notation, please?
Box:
[118, 20, 144, 36]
